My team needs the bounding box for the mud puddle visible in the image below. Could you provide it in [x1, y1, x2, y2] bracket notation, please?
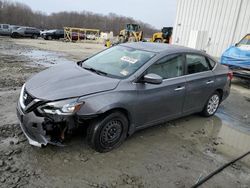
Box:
[21, 49, 74, 67]
[216, 124, 250, 162]
[215, 112, 250, 165]
[169, 111, 250, 167]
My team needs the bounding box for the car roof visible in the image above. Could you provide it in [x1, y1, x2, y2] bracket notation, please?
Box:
[120, 42, 204, 54]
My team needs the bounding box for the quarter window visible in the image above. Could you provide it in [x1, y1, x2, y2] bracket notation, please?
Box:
[207, 58, 216, 69]
[186, 54, 210, 74]
[146, 54, 184, 79]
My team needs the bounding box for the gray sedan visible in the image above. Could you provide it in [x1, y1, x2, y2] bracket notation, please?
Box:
[16, 42, 232, 152]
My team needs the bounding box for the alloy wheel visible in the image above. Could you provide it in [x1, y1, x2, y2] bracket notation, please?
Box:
[207, 94, 220, 115]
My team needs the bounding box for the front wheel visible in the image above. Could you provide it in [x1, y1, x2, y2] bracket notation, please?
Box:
[118, 36, 126, 43]
[87, 111, 128, 152]
[11, 33, 19, 38]
[201, 92, 221, 117]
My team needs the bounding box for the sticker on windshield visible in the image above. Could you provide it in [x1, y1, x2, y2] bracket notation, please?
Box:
[121, 56, 138, 64]
[120, 70, 129, 76]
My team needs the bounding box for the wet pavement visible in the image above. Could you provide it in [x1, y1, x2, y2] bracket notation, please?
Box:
[0, 37, 250, 187]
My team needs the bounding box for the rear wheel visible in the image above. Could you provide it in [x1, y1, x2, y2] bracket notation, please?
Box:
[32, 34, 38, 39]
[87, 111, 128, 152]
[201, 92, 221, 117]
[154, 38, 162, 43]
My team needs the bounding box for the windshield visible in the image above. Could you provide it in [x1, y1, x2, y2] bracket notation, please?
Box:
[238, 34, 250, 46]
[17, 27, 25, 31]
[82, 46, 155, 78]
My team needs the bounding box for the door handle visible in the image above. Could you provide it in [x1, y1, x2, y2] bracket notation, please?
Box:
[174, 86, 185, 91]
[206, 80, 214, 84]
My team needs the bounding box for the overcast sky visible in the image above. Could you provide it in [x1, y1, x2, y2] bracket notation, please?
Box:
[15, 0, 177, 29]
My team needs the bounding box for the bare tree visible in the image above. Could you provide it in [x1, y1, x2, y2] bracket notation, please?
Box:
[0, 0, 158, 37]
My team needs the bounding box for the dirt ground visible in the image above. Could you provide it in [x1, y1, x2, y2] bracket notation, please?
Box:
[0, 36, 250, 188]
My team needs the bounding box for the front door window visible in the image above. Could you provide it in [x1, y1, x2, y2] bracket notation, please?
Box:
[146, 54, 184, 79]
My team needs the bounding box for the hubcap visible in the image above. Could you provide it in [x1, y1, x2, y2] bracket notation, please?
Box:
[100, 119, 122, 147]
[207, 94, 220, 115]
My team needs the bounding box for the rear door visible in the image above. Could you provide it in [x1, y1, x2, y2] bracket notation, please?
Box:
[24, 28, 32, 37]
[183, 53, 215, 114]
[135, 54, 186, 127]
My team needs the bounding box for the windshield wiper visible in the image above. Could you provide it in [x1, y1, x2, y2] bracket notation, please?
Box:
[83, 66, 108, 76]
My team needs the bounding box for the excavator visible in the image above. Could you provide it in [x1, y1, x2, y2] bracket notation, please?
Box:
[150, 27, 173, 43]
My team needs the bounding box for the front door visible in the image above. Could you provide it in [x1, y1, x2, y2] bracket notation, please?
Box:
[135, 54, 186, 127]
[2, 24, 10, 35]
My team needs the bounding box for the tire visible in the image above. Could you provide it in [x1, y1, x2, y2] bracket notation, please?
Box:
[11, 32, 19, 38]
[128, 37, 136, 42]
[87, 111, 129, 152]
[118, 36, 126, 43]
[48, 36, 52, 40]
[201, 91, 221, 117]
[32, 34, 38, 39]
[154, 38, 162, 43]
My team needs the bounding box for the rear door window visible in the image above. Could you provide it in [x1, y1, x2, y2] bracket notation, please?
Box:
[56, 30, 64, 34]
[186, 54, 210, 74]
[206, 58, 216, 69]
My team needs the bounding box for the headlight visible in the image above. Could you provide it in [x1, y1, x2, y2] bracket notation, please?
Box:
[19, 84, 26, 109]
[39, 98, 84, 115]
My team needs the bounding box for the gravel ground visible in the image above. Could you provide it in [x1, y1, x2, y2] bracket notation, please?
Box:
[0, 36, 250, 188]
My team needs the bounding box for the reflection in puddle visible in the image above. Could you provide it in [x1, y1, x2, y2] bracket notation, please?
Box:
[169, 112, 250, 166]
[22, 49, 74, 67]
[216, 120, 250, 165]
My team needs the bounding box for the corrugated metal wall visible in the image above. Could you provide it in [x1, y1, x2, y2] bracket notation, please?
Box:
[172, 0, 250, 57]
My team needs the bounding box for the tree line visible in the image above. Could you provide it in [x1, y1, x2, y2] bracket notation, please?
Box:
[0, 0, 158, 37]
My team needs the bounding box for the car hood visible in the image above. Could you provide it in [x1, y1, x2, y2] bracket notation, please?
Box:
[25, 63, 120, 101]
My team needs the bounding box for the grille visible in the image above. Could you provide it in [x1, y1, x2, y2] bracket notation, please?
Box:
[23, 89, 34, 106]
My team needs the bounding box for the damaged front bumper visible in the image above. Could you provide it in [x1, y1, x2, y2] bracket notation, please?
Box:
[16, 93, 78, 147]
[17, 101, 48, 147]
[16, 85, 88, 147]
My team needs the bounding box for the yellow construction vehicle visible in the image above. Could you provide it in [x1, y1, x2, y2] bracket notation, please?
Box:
[118, 23, 143, 43]
[150, 27, 173, 43]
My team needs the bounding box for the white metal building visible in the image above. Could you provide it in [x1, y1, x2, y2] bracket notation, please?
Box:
[172, 0, 250, 57]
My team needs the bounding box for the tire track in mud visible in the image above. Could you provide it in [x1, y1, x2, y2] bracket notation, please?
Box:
[0, 124, 41, 188]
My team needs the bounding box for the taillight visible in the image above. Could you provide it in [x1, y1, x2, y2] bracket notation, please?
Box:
[227, 71, 233, 80]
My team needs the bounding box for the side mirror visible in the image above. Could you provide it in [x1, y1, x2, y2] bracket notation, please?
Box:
[142, 73, 163, 84]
